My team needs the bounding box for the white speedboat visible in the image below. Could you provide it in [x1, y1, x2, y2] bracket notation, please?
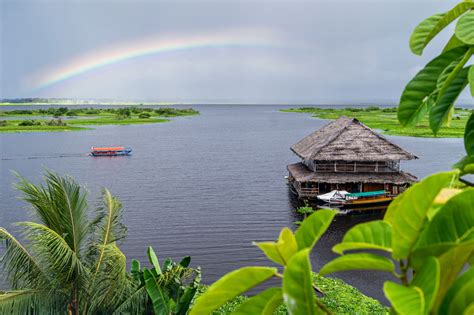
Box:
[317, 190, 349, 204]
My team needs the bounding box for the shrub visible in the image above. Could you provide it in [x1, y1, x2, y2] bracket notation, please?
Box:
[138, 112, 151, 119]
[344, 107, 363, 112]
[0, 120, 7, 126]
[45, 118, 67, 126]
[18, 119, 41, 126]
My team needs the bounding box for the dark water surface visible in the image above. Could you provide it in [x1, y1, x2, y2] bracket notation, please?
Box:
[0, 105, 467, 303]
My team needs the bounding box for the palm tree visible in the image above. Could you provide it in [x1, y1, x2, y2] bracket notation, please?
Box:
[0, 171, 144, 314]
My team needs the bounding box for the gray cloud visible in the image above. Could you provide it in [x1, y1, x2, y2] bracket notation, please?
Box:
[1, 0, 471, 104]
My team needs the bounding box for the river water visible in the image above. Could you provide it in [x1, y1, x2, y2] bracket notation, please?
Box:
[0, 104, 467, 303]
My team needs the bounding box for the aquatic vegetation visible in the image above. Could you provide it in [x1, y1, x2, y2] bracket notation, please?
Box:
[281, 107, 470, 138]
[0, 106, 198, 132]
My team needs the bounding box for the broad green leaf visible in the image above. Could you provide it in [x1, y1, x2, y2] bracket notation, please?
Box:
[416, 189, 474, 249]
[147, 246, 161, 274]
[439, 266, 474, 315]
[332, 220, 392, 254]
[384, 171, 459, 259]
[455, 10, 474, 45]
[398, 47, 469, 127]
[430, 67, 469, 134]
[436, 57, 462, 90]
[233, 288, 282, 315]
[319, 253, 394, 276]
[255, 242, 285, 265]
[179, 256, 191, 268]
[255, 228, 298, 266]
[454, 155, 474, 175]
[428, 188, 463, 219]
[189, 267, 277, 315]
[410, 2, 474, 55]
[469, 66, 474, 97]
[434, 241, 474, 312]
[442, 34, 466, 53]
[411, 256, 440, 314]
[384, 282, 425, 315]
[282, 249, 316, 315]
[143, 268, 170, 315]
[295, 209, 336, 251]
[465, 112, 474, 156]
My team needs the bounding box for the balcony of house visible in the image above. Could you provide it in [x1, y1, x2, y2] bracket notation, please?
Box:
[313, 160, 400, 173]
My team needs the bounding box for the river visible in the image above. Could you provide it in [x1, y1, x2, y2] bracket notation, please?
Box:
[0, 104, 467, 303]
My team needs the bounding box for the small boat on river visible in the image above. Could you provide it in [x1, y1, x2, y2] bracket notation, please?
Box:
[317, 190, 395, 211]
[90, 146, 132, 156]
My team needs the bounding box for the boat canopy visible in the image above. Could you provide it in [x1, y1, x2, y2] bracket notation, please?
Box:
[317, 190, 349, 202]
[346, 190, 386, 198]
[91, 147, 125, 151]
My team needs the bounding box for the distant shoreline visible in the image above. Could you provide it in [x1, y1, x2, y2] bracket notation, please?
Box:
[281, 106, 471, 138]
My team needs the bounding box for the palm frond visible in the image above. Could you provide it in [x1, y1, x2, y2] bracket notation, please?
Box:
[0, 228, 49, 289]
[16, 171, 89, 256]
[87, 243, 137, 314]
[111, 286, 149, 315]
[19, 222, 89, 290]
[0, 289, 67, 315]
[92, 189, 127, 275]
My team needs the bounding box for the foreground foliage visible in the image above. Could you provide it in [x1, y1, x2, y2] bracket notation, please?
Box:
[0, 171, 139, 314]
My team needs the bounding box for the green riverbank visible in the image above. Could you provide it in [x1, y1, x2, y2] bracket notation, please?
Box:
[281, 106, 471, 138]
[0, 107, 198, 133]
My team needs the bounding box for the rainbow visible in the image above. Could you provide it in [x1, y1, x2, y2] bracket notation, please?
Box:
[32, 29, 280, 90]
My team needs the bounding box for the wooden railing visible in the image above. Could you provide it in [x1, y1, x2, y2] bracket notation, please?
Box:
[293, 181, 319, 197]
[314, 162, 399, 173]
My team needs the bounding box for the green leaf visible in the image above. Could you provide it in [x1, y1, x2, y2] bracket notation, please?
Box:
[410, 2, 474, 55]
[415, 189, 474, 249]
[384, 282, 424, 315]
[439, 266, 474, 315]
[454, 155, 474, 175]
[455, 10, 474, 45]
[282, 249, 316, 315]
[179, 256, 191, 268]
[430, 67, 470, 134]
[143, 268, 170, 315]
[465, 112, 474, 156]
[332, 220, 392, 255]
[384, 171, 459, 259]
[319, 253, 394, 276]
[435, 241, 474, 312]
[469, 66, 474, 97]
[442, 34, 466, 53]
[295, 209, 336, 251]
[398, 47, 469, 127]
[411, 256, 440, 314]
[233, 288, 282, 315]
[147, 246, 161, 274]
[255, 227, 298, 266]
[189, 267, 277, 315]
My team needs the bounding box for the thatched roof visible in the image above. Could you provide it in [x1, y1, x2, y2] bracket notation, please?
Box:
[287, 162, 417, 184]
[291, 117, 417, 161]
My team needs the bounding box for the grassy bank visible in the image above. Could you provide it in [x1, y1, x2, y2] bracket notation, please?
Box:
[281, 106, 471, 137]
[0, 107, 198, 133]
[212, 273, 388, 314]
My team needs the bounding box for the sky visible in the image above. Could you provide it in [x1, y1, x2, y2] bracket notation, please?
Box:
[0, 0, 471, 104]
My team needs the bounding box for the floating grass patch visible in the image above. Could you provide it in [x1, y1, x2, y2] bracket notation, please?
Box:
[0, 106, 199, 133]
[281, 106, 471, 138]
[206, 273, 388, 314]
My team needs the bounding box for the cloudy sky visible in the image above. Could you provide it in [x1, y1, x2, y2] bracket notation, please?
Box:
[0, 0, 469, 104]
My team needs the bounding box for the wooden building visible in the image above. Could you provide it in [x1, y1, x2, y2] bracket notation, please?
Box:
[287, 117, 418, 199]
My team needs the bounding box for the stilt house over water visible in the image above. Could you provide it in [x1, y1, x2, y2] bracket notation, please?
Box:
[287, 117, 418, 199]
